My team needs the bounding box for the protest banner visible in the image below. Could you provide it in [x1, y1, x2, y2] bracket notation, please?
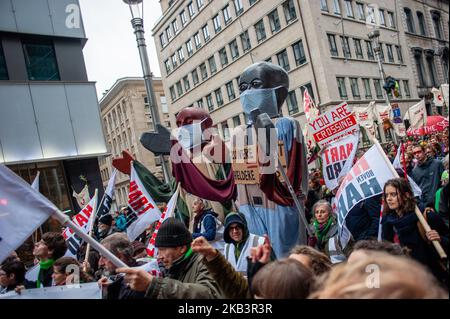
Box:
[0, 282, 101, 299]
[308, 102, 358, 147]
[126, 162, 162, 241]
[321, 133, 359, 191]
[96, 169, 117, 219]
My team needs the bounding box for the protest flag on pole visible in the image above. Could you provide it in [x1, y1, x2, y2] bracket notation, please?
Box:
[403, 99, 428, 130]
[125, 162, 162, 241]
[146, 183, 180, 257]
[392, 143, 422, 198]
[96, 169, 117, 220]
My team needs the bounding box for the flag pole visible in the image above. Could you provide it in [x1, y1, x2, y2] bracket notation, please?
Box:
[52, 206, 128, 269]
[369, 136, 447, 259]
[83, 189, 99, 272]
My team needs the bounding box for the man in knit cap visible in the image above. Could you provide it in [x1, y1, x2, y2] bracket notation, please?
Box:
[96, 214, 118, 241]
[116, 217, 221, 298]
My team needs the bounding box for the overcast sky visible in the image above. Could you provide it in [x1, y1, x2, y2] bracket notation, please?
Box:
[79, 0, 163, 98]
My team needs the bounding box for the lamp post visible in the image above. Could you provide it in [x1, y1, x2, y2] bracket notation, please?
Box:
[123, 0, 171, 183]
[368, 30, 399, 145]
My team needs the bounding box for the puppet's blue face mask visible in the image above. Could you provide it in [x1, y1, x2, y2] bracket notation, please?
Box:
[240, 86, 282, 124]
[177, 118, 206, 150]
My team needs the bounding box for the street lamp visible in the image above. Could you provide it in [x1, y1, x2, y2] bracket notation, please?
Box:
[368, 30, 399, 145]
[123, 0, 171, 184]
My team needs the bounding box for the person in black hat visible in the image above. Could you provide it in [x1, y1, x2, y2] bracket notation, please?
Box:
[96, 214, 118, 241]
[116, 217, 221, 299]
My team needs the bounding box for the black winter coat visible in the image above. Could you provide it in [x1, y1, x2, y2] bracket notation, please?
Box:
[345, 194, 382, 241]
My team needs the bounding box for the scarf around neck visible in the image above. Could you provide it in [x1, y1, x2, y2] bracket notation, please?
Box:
[37, 259, 55, 288]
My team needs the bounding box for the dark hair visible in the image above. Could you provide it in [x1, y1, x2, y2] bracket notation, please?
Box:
[53, 257, 93, 283]
[383, 178, 416, 217]
[0, 260, 26, 285]
[289, 245, 332, 276]
[42, 232, 67, 259]
[352, 240, 407, 256]
[251, 259, 314, 299]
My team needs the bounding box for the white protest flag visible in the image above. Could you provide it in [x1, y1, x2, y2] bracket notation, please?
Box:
[72, 184, 91, 210]
[31, 171, 40, 191]
[321, 132, 359, 191]
[332, 145, 396, 248]
[431, 87, 444, 107]
[354, 102, 376, 139]
[441, 84, 449, 106]
[404, 99, 427, 129]
[392, 143, 422, 198]
[96, 169, 117, 219]
[0, 165, 57, 264]
[374, 103, 392, 123]
[62, 193, 98, 257]
[126, 162, 162, 241]
[146, 184, 180, 258]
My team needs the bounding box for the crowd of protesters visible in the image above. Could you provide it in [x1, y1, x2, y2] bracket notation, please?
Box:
[1, 130, 448, 299]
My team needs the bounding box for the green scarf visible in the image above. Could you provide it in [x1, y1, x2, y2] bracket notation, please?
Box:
[37, 259, 55, 288]
[313, 218, 333, 246]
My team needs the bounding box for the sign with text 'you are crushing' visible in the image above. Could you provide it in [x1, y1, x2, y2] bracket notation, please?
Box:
[309, 102, 358, 148]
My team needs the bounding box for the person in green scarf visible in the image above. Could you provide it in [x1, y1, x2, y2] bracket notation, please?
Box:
[308, 200, 344, 263]
[24, 232, 67, 289]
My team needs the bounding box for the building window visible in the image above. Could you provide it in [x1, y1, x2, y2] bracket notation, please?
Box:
[265, 57, 272, 63]
[340, 36, 351, 58]
[202, 24, 210, 42]
[367, 5, 375, 24]
[386, 44, 394, 63]
[254, 19, 266, 42]
[286, 91, 299, 115]
[229, 39, 240, 60]
[404, 8, 415, 33]
[336, 77, 347, 99]
[186, 39, 193, 56]
[234, 0, 244, 15]
[403, 80, 411, 97]
[196, 0, 204, 9]
[431, 11, 443, 39]
[197, 98, 204, 108]
[176, 81, 183, 96]
[194, 32, 202, 48]
[208, 56, 217, 74]
[180, 10, 187, 26]
[171, 54, 177, 68]
[240, 31, 251, 52]
[206, 94, 214, 111]
[221, 121, 230, 140]
[373, 79, 383, 98]
[159, 33, 167, 47]
[183, 75, 190, 91]
[333, 0, 341, 15]
[213, 14, 222, 33]
[320, 0, 328, 12]
[226, 81, 236, 100]
[362, 78, 372, 99]
[192, 69, 199, 85]
[379, 43, 385, 61]
[379, 9, 385, 26]
[233, 115, 241, 127]
[164, 59, 171, 74]
[416, 11, 426, 36]
[387, 11, 395, 28]
[219, 47, 229, 66]
[396, 46, 403, 64]
[365, 40, 374, 60]
[249, 0, 257, 6]
[177, 47, 185, 63]
[223, 5, 232, 24]
[215, 88, 224, 106]
[344, 0, 353, 18]
[277, 49, 290, 71]
[350, 78, 360, 99]
[172, 20, 179, 34]
[328, 34, 338, 56]
[354, 39, 363, 59]
[292, 40, 306, 66]
[283, 0, 297, 22]
[268, 9, 281, 33]
[23, 42, 60, 81]
[356, 2, 364, 20]
[166, 26, 173, 40]
[169, 86, 176, 101]
[414, 50, 426, 87]
[301, 83, 315, 101]
[200, 62, 208, 80]
[426, 52, 438, 87]
[188, 2, 196, 17]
